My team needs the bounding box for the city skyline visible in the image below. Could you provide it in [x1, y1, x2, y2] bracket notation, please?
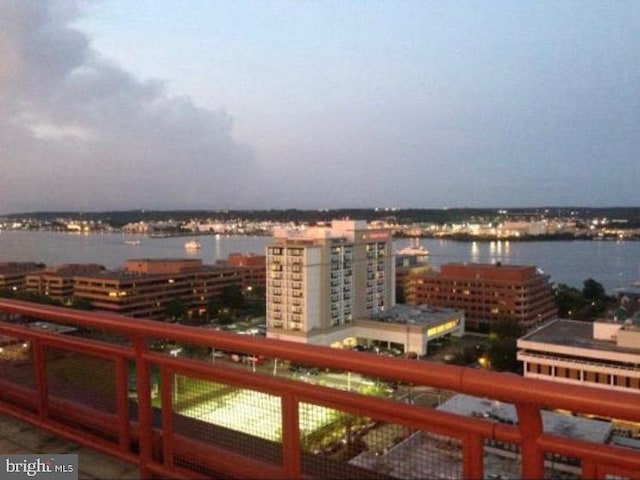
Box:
[1, 0, 638, 213]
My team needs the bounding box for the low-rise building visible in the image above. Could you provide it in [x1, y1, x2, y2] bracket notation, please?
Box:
[73, 259, 243, 320]
[517, 318, 640, 394]
[26, 264, 104, 300]
[225, 253, 266, 293]
[267, 304, 464, 356]
[0, 262, 45, 292]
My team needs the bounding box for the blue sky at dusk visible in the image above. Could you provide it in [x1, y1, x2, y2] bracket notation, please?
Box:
[0, 0, 638, 213]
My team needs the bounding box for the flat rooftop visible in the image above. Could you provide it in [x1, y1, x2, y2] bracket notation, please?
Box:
[367, 304, 461, 327]
[438, 393, 612, 444]
[519, 319, 639, 355]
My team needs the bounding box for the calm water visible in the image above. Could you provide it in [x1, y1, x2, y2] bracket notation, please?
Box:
[1, 231, 639, 293]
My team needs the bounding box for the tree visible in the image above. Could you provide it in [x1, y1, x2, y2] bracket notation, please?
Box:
[486, 320, 522, 373]
[165, 298, 187, 322]
[220, 284, 244, 310]
[207, 296, 222, 318]
[69, 297, 94, 310]
[449, 344, 484, 366]
[555, 283, 582, 318]
[555, 279, 613, 321]
[582, 278, 607, 302]
[487, 336, 520, 372]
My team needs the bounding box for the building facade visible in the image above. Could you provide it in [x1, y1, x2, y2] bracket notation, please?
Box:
[26, 264, 104, 300]
[73, 259, 243, 320]
[266, 220, 394, 343]
[225, 253, 267, 293]
[408, 263, 556, 332]
[517, 319, 640, 394]
[0, 262, 45, 291]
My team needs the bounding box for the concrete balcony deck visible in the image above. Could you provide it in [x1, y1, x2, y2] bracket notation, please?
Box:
[0, 414, 139, 480]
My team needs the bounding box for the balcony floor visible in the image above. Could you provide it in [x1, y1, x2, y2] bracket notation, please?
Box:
[0, 414, 140, 480]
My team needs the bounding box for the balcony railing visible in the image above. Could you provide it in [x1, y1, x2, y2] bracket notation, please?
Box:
[0, 299, 639, 480]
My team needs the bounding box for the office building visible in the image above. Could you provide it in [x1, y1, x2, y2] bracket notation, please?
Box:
[25, 264, 104, 300]
[225, 253, 266, 293]
[73, 258, 243, 320]
[517, 318, 640, 394]
[0, 262, 44, 291]
[408, 263, 557, 332]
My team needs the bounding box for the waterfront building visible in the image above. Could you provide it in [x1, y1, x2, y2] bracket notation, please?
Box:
[517, 318, 640, 394]
[73, 258, 243, 320]
[0, 262, 44, 291]
[25, 264, 104, 300]
[408, 263, 557, 332]
[225, 252, 266, 293]
[266, 220, 394, 344]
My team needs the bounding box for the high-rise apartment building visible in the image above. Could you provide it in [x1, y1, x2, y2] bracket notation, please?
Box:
[266, 220, 394, 344]
[408, 263, 556, 332]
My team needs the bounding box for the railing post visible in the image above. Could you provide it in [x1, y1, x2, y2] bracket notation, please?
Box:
[581, 458, 597, 479]
[32, 339, 48, 420]
[516, 402, 545, 479]
[115, 357, 132, 453]
[160, 369, 174, 468]
[463, 434, 484, 480]
[281, 394, 301, 479]
[133, 336, 154, 479]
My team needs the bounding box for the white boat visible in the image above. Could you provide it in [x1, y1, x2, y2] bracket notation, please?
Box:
[184, 240, 202, 250]
[124, 240, 141, 245]
[396, 238, 429, 260]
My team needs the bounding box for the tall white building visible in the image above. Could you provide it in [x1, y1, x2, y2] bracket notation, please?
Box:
[266, 220, 395, 344]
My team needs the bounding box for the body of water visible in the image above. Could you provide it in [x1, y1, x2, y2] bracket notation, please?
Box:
[1, 231, 639, 294]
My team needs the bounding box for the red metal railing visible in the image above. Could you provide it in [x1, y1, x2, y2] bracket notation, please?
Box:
[0, 299, 639, 479]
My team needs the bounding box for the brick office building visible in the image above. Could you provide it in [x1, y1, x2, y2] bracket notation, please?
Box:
[408, 263, 557, 332]
[0, 262, 45, 291]
[73, 259, 243, 320]
[26, 264, 105, 300]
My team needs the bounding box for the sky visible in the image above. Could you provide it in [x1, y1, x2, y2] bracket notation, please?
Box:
[0, 0, 638, 213]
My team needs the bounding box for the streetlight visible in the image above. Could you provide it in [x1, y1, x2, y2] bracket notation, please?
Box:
[170, 348, 181, 403]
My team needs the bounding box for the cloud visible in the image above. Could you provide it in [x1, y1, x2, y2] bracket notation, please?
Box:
[0, 0, 255, 213]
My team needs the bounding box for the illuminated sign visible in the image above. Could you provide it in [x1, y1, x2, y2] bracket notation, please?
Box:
[362, 231, 390, 241]
[427, 318, 460, 337]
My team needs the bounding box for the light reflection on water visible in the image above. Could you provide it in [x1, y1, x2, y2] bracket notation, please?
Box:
[0, 231, 639, 292]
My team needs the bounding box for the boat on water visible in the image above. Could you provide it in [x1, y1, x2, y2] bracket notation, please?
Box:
[184, 240, 202, 250]
[396, 238, 429, 261]
[124, 240, 141, 246]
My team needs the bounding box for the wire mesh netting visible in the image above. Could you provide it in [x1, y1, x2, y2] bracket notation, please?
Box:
[44, 346, 117, 414]
[299, 401, 463, 479]
[170, 376, 283, 467]
[0, 336, 35, 390]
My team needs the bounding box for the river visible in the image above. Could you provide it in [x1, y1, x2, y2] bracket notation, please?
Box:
[1, 231, 639, 294]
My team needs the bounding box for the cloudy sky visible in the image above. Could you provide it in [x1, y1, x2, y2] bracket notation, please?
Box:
[0, 0, 638, 213]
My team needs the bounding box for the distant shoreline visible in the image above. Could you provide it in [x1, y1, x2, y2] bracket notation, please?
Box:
[397, 233, 640, 242]
[3, 229, 638, 242]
